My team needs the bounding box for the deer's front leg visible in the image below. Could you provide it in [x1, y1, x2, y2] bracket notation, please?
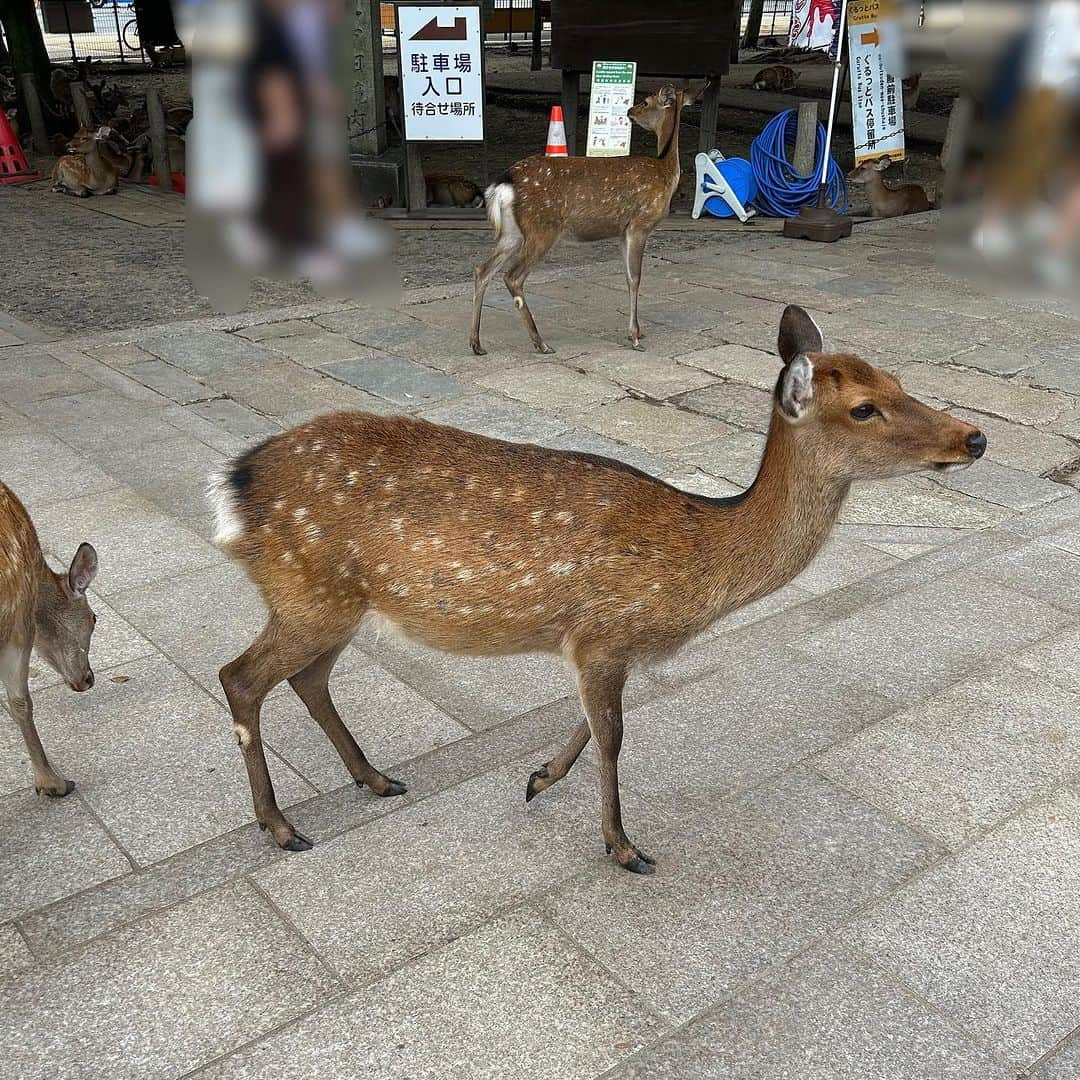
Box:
[578, 661, 653, 875]
[1, 641, 73, 797]
[623, 229, 648, 351]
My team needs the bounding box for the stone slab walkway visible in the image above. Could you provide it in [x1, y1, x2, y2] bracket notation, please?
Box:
[3, 212, 1080, 1078]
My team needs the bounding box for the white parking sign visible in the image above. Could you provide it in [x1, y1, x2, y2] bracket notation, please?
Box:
[397, 5, 485, 142]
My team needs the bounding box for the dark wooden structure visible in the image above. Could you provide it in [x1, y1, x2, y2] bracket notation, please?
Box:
[550, 0, 739, 153]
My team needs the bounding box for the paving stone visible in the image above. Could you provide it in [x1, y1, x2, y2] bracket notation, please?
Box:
[789, 565, 1072, 703]
[978, 540, 1080, 613]
[676, 342, 780, 390]
[124, 359, 215, 405]
[0, 923, 33, 980]
[1035, 1034, 1080, 1078]
[417, 393, 571, 444]
[253, 764, 662, 981]
[475, 362, 624, 413]
[1000, 491, 1080, 538]
[542, 769, 939, 1023]
[619, 646, 895, 801]
[930, 459, 1066, 511]
[841, 477, 1007, 530]
[183, 397, 282, 440]
[160, 402, 270, 457]
[320, 354, 465, 407]
[572, 397, 734, 453]
[894, 363, 1070, 426]
[140, 330, 274, 376]
[576, 349, 719, 399]
[0, 347, 100, 403]
[673, 431, 767, 487]
[31, 488, 220, 597]
[3, 882, 337, 1080]
[848, 791, 1080, 1066]
[816, 665, 1080, 849]
[950, 407, 1079, 475]
[948, 345, 1038, 378]
[216, 362, 389, 424]
[232, 319, 317, 342]
[15, 388, 183, 451]
[30, 654, 315, 865]
[200, 908, 668, 1080]
[612, 942, 1012, 1080]
[0, 790, 130, 921]
[676, 381, 775, 433]
[1024, 355, 1080, 396]
[263, 328, 378, 366]
[791, 536, 900, 595]
[536, 427, 674, 477]
[0, 430, 119, 509]
[662, 467, 743, 499]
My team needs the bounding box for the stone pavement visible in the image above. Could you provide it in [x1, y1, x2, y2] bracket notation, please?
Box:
[3, 212, 1080, 1078]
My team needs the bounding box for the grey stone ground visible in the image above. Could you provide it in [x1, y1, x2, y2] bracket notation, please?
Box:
[3, 200, 1080, 1079]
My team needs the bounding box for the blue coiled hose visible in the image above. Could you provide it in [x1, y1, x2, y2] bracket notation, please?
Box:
[750, 109, 848, 218]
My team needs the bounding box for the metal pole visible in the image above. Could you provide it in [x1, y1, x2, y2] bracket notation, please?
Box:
[819, 0, 849, 195]
[113, 0, 126, 61]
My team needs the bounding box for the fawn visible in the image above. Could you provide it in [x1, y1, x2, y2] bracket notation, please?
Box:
[470, 83, 698, 356]
[847, 158, 933, 218]
[0, 484, 98, 797]
[52, 126, 131, 197]
[210, 305, 986, 875]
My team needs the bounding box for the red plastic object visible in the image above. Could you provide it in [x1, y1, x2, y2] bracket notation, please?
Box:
[149, 172, 186, 194]
[0, 110, 42, 185]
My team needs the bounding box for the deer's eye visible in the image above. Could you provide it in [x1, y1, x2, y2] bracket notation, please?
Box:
[850, 403, 877, 421]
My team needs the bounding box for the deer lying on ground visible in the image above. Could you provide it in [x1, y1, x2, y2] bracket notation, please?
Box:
[470, 83, 698, 356]
[209, 305, 986, 874]
[52, 126, 130, 196]
[0, 483, 98, 797]
[847, 158, 933, 218]
[752, 66, 800, 92]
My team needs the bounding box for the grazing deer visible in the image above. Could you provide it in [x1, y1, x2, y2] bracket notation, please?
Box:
[52, 126, 131, 197]
[847, 158, 933, 218]
[210, 305, 986, 874]
[470, 83, 698, 356]
[0, 484, 98, 797]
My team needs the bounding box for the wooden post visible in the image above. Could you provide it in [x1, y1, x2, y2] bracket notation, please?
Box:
[19, 73, 49, 156]
[70, 83, 93, 130]
[350, 0, 387, 155]
[793, 101, 818, 177]
[145, 86, 173, 192]
[405, 141, 426, 211]
[561, 68, 579, 154]
[530, 0, 543, 71]
[743, 0, 766, 49]
[697, 77, 721, 154]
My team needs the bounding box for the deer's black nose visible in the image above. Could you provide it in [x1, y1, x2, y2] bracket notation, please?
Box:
[966, 431, 987, 459]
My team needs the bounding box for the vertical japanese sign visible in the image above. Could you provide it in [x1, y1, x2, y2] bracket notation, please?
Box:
[586, 61, 637, 158]
[397, 5, 484, 141]
[847, 0, 906, 165]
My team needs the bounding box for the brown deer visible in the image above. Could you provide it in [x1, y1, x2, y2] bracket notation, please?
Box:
[51, 126, 131, 197]
[210, 305, 986, 874]
[847, 158, 933, 218]
[0, 483, 98, 797]
[469, 83, 699, 357]
[752, 66, 801, 92]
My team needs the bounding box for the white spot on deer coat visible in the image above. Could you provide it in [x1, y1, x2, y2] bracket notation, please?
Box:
[548, 561, 576, 575]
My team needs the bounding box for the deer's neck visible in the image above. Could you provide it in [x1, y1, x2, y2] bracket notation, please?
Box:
[656, 103, 683, 188]
[699, 413, 850, 615]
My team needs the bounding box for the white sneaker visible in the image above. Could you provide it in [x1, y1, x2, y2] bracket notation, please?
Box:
[329, 216, 388, 261]
[294, 248, 345, 283]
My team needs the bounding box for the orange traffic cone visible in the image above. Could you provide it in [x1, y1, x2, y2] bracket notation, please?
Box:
[0, 110, 42, 185]
[545, 105, 568, 156]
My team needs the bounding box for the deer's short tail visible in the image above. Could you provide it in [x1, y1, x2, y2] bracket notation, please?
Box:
[484, 179, 519, 246]
[207, 440, 267, 552]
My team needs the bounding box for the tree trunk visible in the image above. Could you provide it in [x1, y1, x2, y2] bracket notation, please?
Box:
[743, 0, 767, 49]
[0, 0, 52, 91]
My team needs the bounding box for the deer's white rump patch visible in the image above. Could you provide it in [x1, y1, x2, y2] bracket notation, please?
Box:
[485, 182, 520, 246]
[207, 468, 244, 547]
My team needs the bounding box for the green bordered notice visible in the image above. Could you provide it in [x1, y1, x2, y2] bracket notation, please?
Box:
[586, 61, 637, 157]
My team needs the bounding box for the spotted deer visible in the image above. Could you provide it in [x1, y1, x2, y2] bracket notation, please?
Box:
[51, 125, 131, 197]
[0, 483, 98, 797]
[470, 83, 699, 357]
[209, 305, 986, 874]
[847, 158, 933, 218]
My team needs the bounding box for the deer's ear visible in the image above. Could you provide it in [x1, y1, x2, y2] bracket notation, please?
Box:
[657, 85, 678, 107]
[777, 355, 815, 422]
[681, 80, 708, 107]
[778, 305, 823, 364]
[66, 543, 98, 597]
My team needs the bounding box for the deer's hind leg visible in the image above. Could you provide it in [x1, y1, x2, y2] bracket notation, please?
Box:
[622, 227, 649, 350]
[504, 238, 556, 354]
[288, 639, 406, 798]
[220, 614, 348, 851]
[470, 234, 521, 356]
[525, 720, 590, 802]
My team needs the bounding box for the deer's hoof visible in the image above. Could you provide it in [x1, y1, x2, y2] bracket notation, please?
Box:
[629, 339, 645, 352]
[536, 342, 556, 355]
[281, 830, 314, 852]
[470, 341, 487, 356]
[525, 766, 550, 803]
[623, 856, 656, 875]
[36, 779, 75, 798]
[606, 842, 656, 874]
[376, 778, 408, 798]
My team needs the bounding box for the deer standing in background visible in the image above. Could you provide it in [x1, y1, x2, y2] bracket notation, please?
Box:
[210, 305, 985, 875]
[0, 483, 98, 797]
[847, 158, 933, 218]
[470, 84, 699, 356]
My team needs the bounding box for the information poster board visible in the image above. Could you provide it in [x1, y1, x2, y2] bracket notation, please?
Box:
[847, 0, 906, 165]
[586, 61, 637, 158]
[397, 5, 485, 142]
